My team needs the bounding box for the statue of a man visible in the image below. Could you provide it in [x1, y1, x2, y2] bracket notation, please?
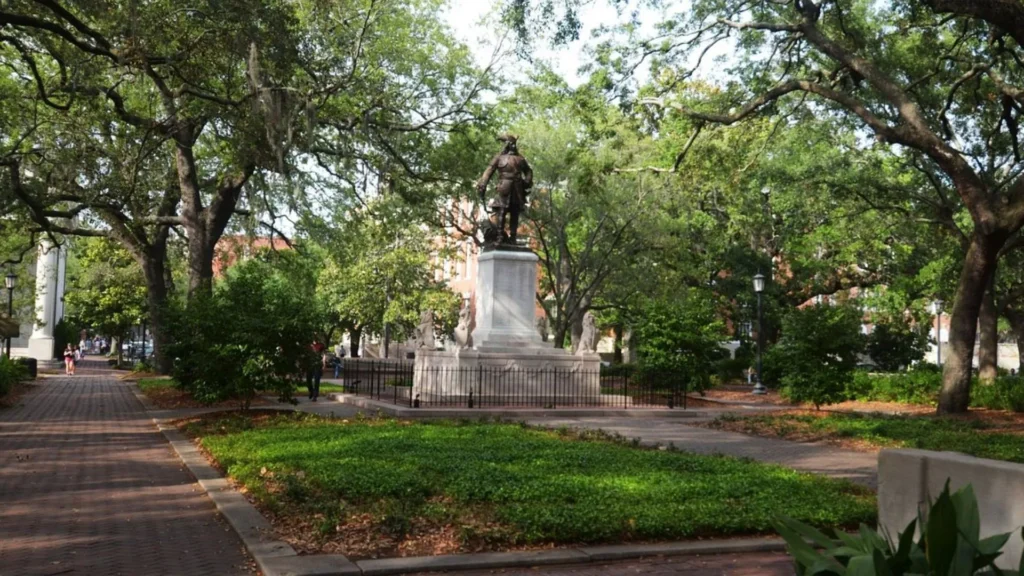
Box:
[476, 135, 533, 244]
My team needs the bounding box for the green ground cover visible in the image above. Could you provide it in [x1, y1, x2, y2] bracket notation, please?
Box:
[183, 413, 874, 555]
[711, 413, 1024, 464]
[137, 377, 176, 392]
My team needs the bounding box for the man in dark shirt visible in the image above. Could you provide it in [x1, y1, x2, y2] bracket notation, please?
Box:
[306, 340, 326, 402]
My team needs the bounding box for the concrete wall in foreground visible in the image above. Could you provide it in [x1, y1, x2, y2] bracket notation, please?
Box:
[878, 449, 1024, 570]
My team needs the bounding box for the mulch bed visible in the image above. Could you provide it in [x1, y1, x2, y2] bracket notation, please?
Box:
[701, 408, 1024, 454]
[694, 387, 935, 415]
[141, 383, 272, 410]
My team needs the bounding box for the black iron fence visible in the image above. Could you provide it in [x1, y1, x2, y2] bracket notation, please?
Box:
[333, 359, 688, 409]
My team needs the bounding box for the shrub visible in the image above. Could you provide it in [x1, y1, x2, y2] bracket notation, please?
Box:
[774, 303, 866, 408]
[971, 376, 1024, 412]
[846, 369, 942, 405]
[166, 259, 319, 409]
[132, 359, 154, 374]
[714, 356, 751, 383]
[633, 290, 728, 393]
[761, 344, 786, 389]
[776, 482, 1024, 575]
[844, 371, 1023, 411]
[865, 318, 929, 371]
[0, 356, 28, 398]
[600, 363, 637, 378]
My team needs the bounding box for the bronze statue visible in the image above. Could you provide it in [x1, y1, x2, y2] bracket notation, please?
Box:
[477, 135, 533, 244]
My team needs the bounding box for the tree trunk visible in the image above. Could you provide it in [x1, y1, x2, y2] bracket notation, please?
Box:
[141, 255, 173, 374]
[978, 273, 999, 383]
[552, 323, 568, 349]
[939, 233, 1002, 414]
[349, 326, 362, 358]
[186, 232, 215, 297]
[568, 297, 591, 353]
[175, 137, 250, 299]
[613, 323, 624, 364]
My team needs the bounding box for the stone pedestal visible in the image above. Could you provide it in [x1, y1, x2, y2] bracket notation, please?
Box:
[473, 248, 547, 350]
[414, 246, 601, 405]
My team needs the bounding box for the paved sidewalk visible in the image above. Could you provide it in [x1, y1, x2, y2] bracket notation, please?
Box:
[0, 370, 253, 576]
[525, 416, 878, 488]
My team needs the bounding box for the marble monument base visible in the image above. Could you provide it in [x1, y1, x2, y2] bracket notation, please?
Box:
[413, 348, 602, 405]
[414, 246, 601, 405]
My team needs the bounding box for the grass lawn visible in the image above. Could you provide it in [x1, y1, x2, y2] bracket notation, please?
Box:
[182, 412, 875, 558]
[708, 412, 1024, 464]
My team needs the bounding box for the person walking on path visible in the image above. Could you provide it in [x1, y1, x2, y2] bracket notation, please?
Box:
[306, 340, 326, 402]
[63, 344, 75, 376]
[333, 343, 344, 379]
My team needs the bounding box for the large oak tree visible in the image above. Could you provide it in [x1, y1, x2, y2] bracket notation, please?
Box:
[1, 0, 489, 370]
[604, 0, 1024, 413]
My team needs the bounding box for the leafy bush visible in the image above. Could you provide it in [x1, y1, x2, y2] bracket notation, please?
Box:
[167, 259, 319, 409]
[774, 303, 866, 408]
[132, 360, 155, 374]
[971, 377, 1024, 413]
[776, 482, 1023, 575]
[0, 356, 27, 398]
[845, 371, 1022, 411]
[761, 344, 787, 389]
[846, 369, 942, 405]
[600, 363, 637, 377]
[866, 318, 929, 372]
[53, 318, 80, 361]
[633, 290, 728, 393]
[714, 356, 752, 383]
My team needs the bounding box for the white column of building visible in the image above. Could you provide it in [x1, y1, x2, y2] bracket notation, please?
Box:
[26, 239, 65, 361]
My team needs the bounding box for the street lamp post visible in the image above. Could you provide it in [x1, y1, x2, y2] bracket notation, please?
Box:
[5, 270, 15, 359]
[932, 300, 944, 366]
[752, 272, 767, 395]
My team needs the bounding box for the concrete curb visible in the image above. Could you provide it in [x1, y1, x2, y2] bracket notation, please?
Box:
[130, 383, 789, 576]
[354, 538, 787, 575]
[331, 394, 708, 419]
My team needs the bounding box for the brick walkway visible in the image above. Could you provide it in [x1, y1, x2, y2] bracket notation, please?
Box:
[408, 551, 795, 575]
[0, 369, 253, 576]
[525, 416, 878, 488]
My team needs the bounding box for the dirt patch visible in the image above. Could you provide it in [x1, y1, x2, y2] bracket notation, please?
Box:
[695, 387, 935, 415]
[142, 384, 272, 410]
[697, 388, 792, 406]
[118, 371, 163, 381]
[701, 408, 1024, 454]
[700, 410, 889, 453]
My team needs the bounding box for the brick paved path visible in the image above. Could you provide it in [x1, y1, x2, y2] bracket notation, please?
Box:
[525, 416, 878, 488]
[0, 370, 253, 576]
[409, 551, 795, 576]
